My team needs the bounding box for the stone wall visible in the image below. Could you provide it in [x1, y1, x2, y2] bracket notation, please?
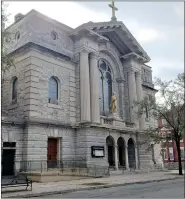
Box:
[1, 123, 24, 173]
[164, 162, 185, 170]
[2, 46, 77, 123]
[2, 123, 24, 162]
[23, 124, 76, 161]
[137, 134, 154, 170]
[28, 49, 77, 122]
[2, 51, 32, 119]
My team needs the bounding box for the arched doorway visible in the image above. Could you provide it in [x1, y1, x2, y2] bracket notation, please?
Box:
[106, 136, 115, 167]
[128, 138, 136, 169]
[117, 137, 126, 168]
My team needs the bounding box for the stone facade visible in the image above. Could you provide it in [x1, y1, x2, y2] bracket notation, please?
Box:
[1, 9, 163, 176]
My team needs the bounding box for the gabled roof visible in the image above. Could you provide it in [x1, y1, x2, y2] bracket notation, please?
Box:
[72, 20, 151, 63]
[7, 9, 151, 63]
[6, 9, 73, 33]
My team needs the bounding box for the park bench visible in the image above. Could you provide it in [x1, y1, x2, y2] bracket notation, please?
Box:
[1, 174, 32, 191]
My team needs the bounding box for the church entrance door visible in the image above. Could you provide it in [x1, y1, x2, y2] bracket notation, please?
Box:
[47, 138, 58, 168]
[106, 136, 115, 167]
[117, 137, 126, 168]
[2, 149, 15, 176]
[128, 138, 136, 169]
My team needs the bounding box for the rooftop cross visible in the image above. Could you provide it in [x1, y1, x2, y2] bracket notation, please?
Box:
[108, 0, 118, 21]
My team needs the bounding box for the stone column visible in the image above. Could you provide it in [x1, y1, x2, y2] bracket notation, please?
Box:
[135, 145, 139, 170]
[114, 144, 119, 170]
[80, 50, 91, 122]
[136, 72, 145, 130]
[125, 145, 129, 169]
[89, 53, 100, 123]
[128, 70, 138, 126]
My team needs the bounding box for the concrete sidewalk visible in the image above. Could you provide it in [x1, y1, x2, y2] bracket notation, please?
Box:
[2, 171, 183, 198]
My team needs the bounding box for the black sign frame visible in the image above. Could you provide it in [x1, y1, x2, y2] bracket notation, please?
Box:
[91, 146, 105, 158]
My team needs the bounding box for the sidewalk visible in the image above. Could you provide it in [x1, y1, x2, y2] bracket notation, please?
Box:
[2, 171, 183, 198]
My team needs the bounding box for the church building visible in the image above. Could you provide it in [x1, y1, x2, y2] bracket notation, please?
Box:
[2, 2, 163, 178]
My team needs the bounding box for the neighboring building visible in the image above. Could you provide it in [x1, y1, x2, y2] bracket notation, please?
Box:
[159, 119, 185, 169]
[2, 4, 162, 178]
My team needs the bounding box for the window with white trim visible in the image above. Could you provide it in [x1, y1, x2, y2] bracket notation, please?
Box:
[169, 147, 174, 161]
[162, 148, 168, 160]
[180, 148, 184, 160]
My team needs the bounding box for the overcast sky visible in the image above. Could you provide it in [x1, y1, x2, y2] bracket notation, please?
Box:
[5, 1, 184, 81]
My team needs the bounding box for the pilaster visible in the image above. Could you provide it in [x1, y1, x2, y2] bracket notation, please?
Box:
[136, 72, 145, 130]
[24, 61, 40, 118]
[128, 70, 138, 127]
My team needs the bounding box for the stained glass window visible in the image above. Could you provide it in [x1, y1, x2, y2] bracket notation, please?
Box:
[98, 60, 112, 116]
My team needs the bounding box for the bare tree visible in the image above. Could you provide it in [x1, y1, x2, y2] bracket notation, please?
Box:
[1, 2, 14, 116]
[136, 73, 184, 175]
[2, 2, 14, 73]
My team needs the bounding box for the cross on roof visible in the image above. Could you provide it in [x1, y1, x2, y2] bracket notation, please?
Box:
[108, 0, 118, 21]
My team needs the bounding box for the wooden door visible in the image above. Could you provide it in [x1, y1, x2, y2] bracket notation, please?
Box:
[47, 138, 57, 168]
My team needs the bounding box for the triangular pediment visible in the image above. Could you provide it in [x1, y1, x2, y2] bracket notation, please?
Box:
[72, 21, 151, 63]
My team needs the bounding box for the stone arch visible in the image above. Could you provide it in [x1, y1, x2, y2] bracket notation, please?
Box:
[117, 137, 126, 168]
[106, 135, 115, 167]
[99, 49, 124, 118]
[127, 138, 136, 169]
[99, 50, 122, 83]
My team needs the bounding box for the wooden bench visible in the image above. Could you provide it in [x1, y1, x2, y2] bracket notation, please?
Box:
[1, 174, 32, 191]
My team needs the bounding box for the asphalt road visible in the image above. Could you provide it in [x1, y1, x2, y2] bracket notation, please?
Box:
[41, 178, 184, 198]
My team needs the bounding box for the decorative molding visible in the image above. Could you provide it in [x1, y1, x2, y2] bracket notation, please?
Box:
[89, 52, 99, 60]
[116, 77, 125, 83]
[120, 52, 148, 63]
[70, 28, 109, 43]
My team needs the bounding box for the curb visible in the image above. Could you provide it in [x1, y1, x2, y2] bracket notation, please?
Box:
[3, 176, 183, 198]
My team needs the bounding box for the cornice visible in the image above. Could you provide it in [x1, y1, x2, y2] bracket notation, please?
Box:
[70, 28, 109, 43]
[121, 52, 148, 63]
[81, 21, 151, 62]
[1, 116, 138, 133]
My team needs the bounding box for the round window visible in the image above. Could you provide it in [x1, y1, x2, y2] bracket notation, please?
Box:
[51, 31, 58, 40]
[15, 31, 20, 40]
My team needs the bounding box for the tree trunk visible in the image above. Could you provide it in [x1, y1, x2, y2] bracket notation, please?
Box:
[175, 139, 183, 175]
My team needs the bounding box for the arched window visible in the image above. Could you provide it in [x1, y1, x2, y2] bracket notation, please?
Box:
[12, 77, 18, 101]
[48, 77, 58, 104]
[98, 60, 112, 116]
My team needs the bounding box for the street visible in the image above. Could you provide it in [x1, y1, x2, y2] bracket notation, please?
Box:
[40, 178, 184, 198]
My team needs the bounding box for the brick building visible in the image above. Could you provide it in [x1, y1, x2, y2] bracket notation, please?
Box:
[159, 119, 184, 169]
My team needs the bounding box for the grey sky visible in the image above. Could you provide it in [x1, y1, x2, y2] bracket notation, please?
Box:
[6, 1, 184, 81]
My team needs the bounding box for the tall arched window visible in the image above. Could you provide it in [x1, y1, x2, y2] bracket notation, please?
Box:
[48, 77, 58, 104]
[98, 60, 112, 116]
[12, 77, 18, 101]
